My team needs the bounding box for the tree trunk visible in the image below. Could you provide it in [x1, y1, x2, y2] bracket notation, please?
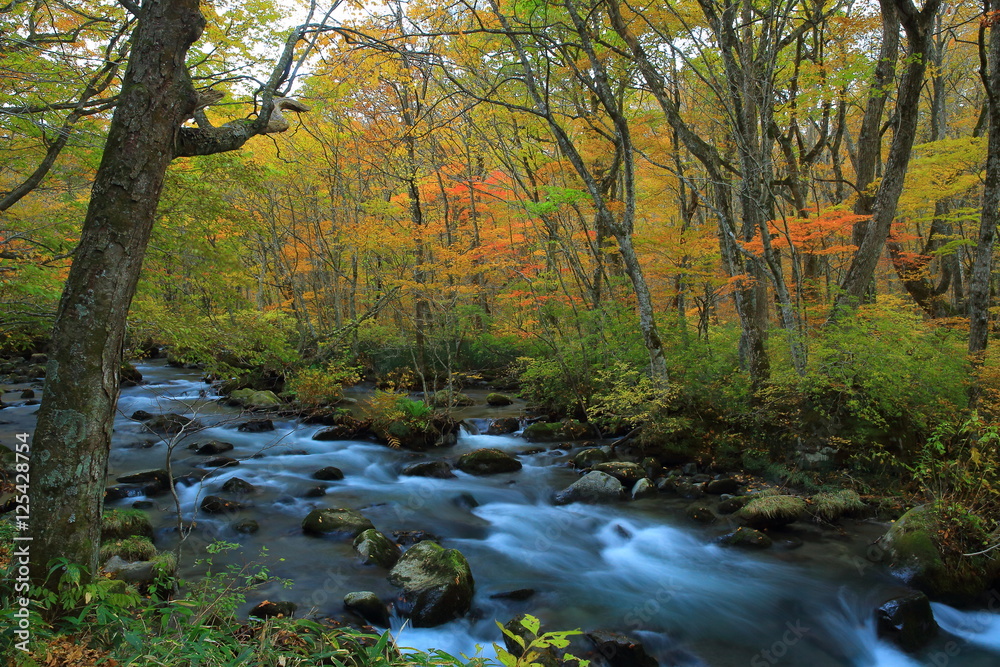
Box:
[28, 0, 317, 588]
[29, 0, 205, 585]
[832, 0, 943, 316]
[969, 3, 1000, 386]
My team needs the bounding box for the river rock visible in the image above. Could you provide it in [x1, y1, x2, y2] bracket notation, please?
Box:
[249, 600, 297, 619]
[116, 469, 171, 496]
[486, 417, 520, 435]
[344, 591, 390, 626]
[233, 389, 281, 409]
[303, 485, 327, 498]
[202, 456, 238, 468]
[486, 393, 513, 406]
[388, 541, 474, 627]
[704, 476, 739, 495]
[120, 363, 143, 387]
[456, 448, 522, 475]
[144, 413, 200, 434]
[432, 390, 475, 408]
[238, 419, 274, 432]
[232, 519, 259, 534]
[313, 466, 345, 481]
[401, 461, 456, 478]
[737, 494, 806, 529]
[200, 496, 245, 514]
[194, 440, 234, 455]
[718, 495, 750, 514]
[521, 422, 564, 443]
[502, 615, 559, 666]
[685, 504, 716, 524]
[573, 447, 610, 468]
[221, 477, 255, 494]
[721, 527, 772, 549]
[554, 471, 624, 505]
[302, 508, 374, 537]
[130, 409, 153, 421]
[313, 425, 362, 441]
[105, 485, 144, 502]
[103, 556, 156, 587]
[631, 478, 656, 500]
[872, 505, 991, 600]
[586, 630, 658, 667]
[353, 529, 402, 568]
[876, 590, 939, 652]
[592, 462, 645, 486]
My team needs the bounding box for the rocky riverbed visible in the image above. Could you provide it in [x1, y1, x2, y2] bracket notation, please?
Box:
[3, 359, 1000, 666]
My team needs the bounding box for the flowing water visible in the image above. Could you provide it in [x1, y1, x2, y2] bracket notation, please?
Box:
[4, 360, 1000, 666]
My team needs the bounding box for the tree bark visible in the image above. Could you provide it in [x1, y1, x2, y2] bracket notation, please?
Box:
[28, 0, 318, 588]
[832, 0, 943, 317]
[969, 2, 1000, 384]
[29, 0, 205, 585]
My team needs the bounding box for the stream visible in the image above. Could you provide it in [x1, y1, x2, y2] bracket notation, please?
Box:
[4, 360, 1000, 666]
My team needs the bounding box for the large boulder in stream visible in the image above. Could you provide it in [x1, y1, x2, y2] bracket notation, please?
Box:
[554, 471, 624, 505]
[302, 508, 374, 537]
[344, 591, 390, 627]
[486, 417, 520, 435]
[144, 413, 200, 434]
[116, 469, 171, 496]
[227, 389, 281, 410]
[592, 462, 645, 486]
[388, 541, 474, 627]
[456, 448, 522, 475]
[401, 461, 456, 479]
[353, 529, 402, 568]
[875, 589, 939, 652]
[875, 505, 999, 601]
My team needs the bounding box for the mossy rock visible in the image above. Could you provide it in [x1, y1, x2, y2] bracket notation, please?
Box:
[229, 389, 281, 409]
[99, 536, 157, 562]
[722, 527, 773, 549]
[102, 509, 154, 541]
[876, 505, 999, 602]
[521, 422, 564, 443]
[811, 489, 866, 522]
[573, 448, 610, 468]
[353, 529, 402, 568]
[486, 393, 513, 406]
[737, 494, 807, 529]
[456, 448, 522, 475]
[344, 591, 390, 627]
[302, 508, 374, 537]
[120, 363, 143, 387]
[431, 390, 475, 408]
[388, 541, 474, 627]
[560, 420, 591, 440]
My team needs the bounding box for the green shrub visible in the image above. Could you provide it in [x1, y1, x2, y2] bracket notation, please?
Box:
[287, 362, 361, 407]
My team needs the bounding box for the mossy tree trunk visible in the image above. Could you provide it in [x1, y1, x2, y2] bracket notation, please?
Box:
[29, 0, 320, 589]
[29, 0, 206, 587]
